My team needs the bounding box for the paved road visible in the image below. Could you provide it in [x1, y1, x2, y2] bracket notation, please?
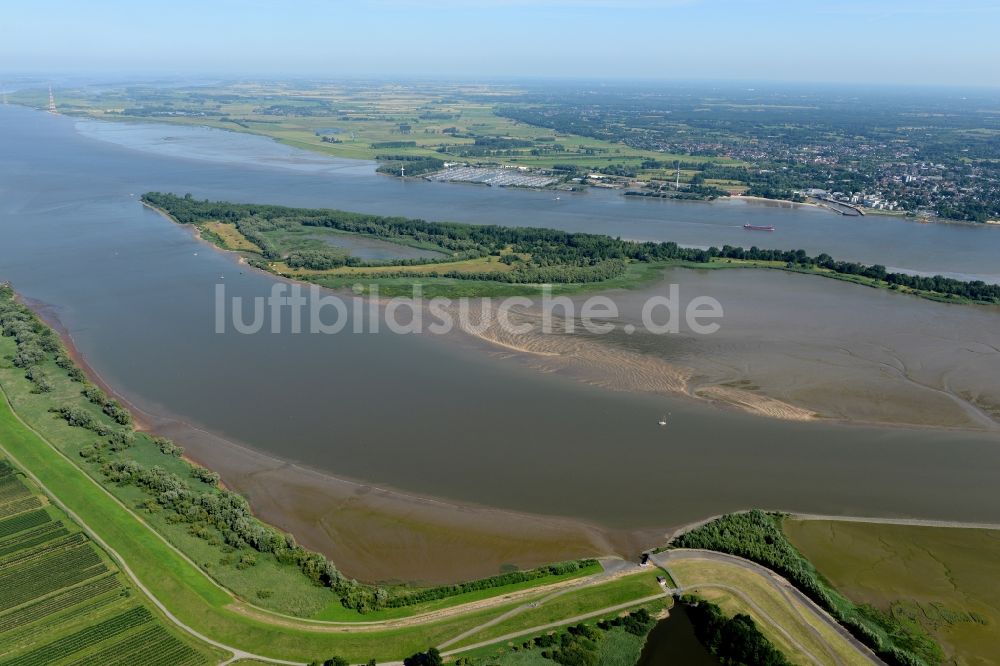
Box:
[653, 549, 886, 666]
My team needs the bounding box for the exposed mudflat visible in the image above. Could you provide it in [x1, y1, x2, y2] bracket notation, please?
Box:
[456, 269, 1000, 431]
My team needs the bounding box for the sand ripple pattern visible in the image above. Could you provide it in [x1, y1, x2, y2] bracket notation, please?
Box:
[695, 386, 816, 421]
[453, 302, 814, 421]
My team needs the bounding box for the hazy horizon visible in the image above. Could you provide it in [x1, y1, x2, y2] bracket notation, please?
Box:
[4, 0, 1000, 87]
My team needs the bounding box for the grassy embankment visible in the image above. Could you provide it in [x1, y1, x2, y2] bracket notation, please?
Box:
[447, 571, 667, 651]
[672, 511, 951, 666]
[666, 558, 869, 666]
[784, 518, 1000, 666]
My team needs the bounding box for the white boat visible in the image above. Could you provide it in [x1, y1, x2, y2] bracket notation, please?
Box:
[658, 415, 668, 426]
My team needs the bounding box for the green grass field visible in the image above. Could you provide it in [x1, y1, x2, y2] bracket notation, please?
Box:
[784, 518, 1000, 666]
[450, 572, 666, 649]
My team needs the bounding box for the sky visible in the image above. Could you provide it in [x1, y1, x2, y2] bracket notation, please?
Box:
[2, 0, 999, 86]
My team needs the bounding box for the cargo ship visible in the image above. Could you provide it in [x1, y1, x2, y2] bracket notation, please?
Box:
[743, 223, 775, 231]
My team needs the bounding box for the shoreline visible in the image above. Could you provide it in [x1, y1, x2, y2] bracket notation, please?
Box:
[22, 293, 658, 584]
[15, 291, 1000, 586]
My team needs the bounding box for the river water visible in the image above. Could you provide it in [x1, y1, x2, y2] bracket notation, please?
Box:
[2, 105, 999, 581]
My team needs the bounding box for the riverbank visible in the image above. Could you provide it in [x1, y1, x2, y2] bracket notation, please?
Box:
[5, 282, 1000, 664]
[19, 293, 646, 585]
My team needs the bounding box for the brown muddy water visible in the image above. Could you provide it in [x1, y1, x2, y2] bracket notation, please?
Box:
[2, 105, 1000, 584]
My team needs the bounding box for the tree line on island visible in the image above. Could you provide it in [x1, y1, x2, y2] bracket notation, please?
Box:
[143, 192, 1000, 303]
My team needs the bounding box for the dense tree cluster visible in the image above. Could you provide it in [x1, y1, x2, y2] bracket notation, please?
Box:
[596, 607, 655, 635]
[286, 249, 355, 270]
[683, 598, 791, 665]
[710, 245, 1000, 303]
[370, 141, 416, 149]
[375, 157, 444, 177]
[0, 284, 63, 394]
[403, 648, 443, 666]
[384, 560, 596, 609]
[234, 216, 283, 260]
[79, 383, 133, 426]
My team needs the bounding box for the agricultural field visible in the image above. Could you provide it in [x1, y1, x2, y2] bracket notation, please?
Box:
[784, 518, 1000, 666]
[0, 459, 216, 666]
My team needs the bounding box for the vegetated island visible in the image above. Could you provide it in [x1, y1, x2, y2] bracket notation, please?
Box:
[143, 192, 1000, 304]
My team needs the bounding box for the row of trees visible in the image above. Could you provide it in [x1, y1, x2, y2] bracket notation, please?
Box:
[375, 157, 444, 177]
[683, 597, 790, 665]
[384, 560, 596, 609]
[1, 283, 62, 395]
[709, 245, 1000, 303]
